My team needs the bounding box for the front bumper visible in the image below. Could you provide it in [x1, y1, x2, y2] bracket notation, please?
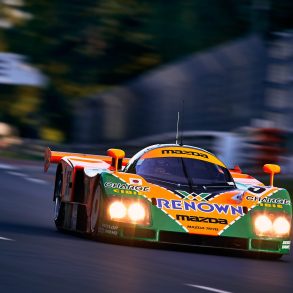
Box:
[98, 223, 290, 255]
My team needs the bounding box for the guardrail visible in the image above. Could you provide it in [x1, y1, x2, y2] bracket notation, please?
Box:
[0, 138, 142, 160]
[1, 138, 293, 177]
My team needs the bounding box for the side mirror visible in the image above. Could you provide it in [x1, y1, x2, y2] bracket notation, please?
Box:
[263, 164, 281, 187]
[107, 148, 125, 172]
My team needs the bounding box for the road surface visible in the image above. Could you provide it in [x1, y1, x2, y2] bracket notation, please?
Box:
[0, 158, 292, 293]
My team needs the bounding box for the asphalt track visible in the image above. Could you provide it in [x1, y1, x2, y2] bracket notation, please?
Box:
[0, 158, 292, 293]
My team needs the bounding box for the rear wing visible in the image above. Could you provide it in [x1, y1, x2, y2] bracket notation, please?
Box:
[44, 147, 129, 172]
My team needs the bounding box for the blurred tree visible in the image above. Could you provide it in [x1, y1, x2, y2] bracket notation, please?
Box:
[0, 0, 31, 29]
[5, 0, 159, 141]
[3, 0, 291, 142]
[0, 85, 41, 138]
[147, 0, 249, 63]
[7, 0, 158, 86]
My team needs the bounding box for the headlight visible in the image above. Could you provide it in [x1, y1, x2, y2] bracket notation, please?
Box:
[273, 217, 291, 236]
[253, 213, 291, 237]
[254, 215, 273, 235]
[108, 198, 150, 225]
[109, 201, 127, 219]
[128, 203, 146, 222]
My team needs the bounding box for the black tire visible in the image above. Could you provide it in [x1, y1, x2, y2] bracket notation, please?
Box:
[54, 172, 64, 230]
[90, 183, 102, 237]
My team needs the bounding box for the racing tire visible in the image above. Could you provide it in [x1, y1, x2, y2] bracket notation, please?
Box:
[54, 172, 64, 230]
[90, 183, 102, 237]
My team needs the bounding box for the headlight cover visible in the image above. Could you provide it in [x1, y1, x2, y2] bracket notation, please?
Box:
[128, 202, 146, 222]
[108, 198, 150, 225]
[273, 216, 291, 236]
[254, 215, 273, 235]
[253, 212, 291, 237]
[109, 201, 127, 219]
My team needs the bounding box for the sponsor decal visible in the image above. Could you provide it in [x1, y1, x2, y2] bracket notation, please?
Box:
[104, 182, 150, 192]
[247, 186, 266, 196]
[186, 225, 219, 231]
[176, 214, 228, 224]
[206, 227, 219, 231]
[282, 245, 290, 249]
[175, 190, 212, 201]
[162, 149, 208, 158]
[282, 240, 291, 249]
[99, 224, 119, 236]
[113, 189, 142, 195]
[187, 225, 205, 230]
[259, 203, 283, 209]
[232, 192, 244, 202]
[176, 190, 243, 203]
[129, 178, 142, 185]
[156, 198, 244, 215]
[246, 196, 291, 205]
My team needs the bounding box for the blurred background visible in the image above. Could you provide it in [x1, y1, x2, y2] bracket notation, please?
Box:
[0, 0, 293, 175]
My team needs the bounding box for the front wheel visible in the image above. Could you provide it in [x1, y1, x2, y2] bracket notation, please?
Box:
[90, 184, 102, 237]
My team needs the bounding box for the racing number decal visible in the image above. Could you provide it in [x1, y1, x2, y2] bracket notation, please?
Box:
[247, 186, 266, 196]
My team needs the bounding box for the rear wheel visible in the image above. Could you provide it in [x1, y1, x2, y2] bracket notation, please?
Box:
[54, 172, 64, 229]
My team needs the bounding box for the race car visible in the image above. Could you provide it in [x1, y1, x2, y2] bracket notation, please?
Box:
[44, 144, 292, 258]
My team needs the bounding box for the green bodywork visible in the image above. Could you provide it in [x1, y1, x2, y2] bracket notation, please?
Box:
[97, 173, 292, 255]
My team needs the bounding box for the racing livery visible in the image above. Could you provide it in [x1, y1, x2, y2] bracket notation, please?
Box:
[44, 144, 292, 258]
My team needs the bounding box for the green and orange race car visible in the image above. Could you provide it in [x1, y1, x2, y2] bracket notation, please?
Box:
[44, 144, 292, 258]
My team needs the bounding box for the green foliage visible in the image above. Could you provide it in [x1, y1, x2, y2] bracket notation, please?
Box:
[4, 1, 162, 141]
[145, 0, 249, 62]
[0, 85, 41, 138]
[8, 0, 157, 86]
[6, 0, 252, 89]
[3, 0, 291, 141]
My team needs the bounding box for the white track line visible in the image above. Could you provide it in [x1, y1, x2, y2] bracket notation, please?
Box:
[0, 163, 17, 170]
[0, 236, 14, 241]
[5, 169, 47, 184]
[185, 284, 233, 293]
[24, 177, 47, 184]
[6, 171, 26, 177]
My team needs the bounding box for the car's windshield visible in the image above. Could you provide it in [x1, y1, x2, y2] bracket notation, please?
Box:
[135, 157, 233, 187]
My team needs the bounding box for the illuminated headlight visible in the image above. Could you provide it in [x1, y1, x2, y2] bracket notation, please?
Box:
[109, 201, 127, 219]
[253, 213, 291, 237]
[108, 199, 150, 225]
[273, 217, 291, 236]
[254, 215, 273, 235]
[128, 203, 146, 222]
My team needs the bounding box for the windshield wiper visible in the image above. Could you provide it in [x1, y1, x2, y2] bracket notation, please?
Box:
[202, 184, 235, 189]
[143, 175, 190, 187]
